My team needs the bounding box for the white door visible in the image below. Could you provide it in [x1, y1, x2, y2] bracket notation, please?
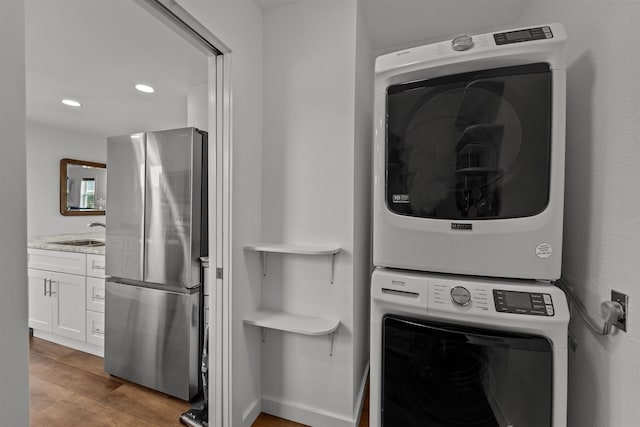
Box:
[27, 268, 52, 332]
[51, 272, 86, 341]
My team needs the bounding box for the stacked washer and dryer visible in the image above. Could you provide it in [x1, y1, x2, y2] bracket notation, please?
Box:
[370, 24, 570, 427]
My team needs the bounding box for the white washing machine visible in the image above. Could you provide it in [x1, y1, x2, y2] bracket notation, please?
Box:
[373, 23, 567, 280]
[370, 268, 569, 427]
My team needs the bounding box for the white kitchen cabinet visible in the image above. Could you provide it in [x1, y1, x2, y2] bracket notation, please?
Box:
[28, 248, 103, 356]
[86, 310, 105, 347]
[27, 268, 86, 341]
[28, 268, 53, 333]
[86, 254, 106, 278]
[51, 271, 86, 341]
[28, 249, 86, 276]
[86, 277, 105, 313]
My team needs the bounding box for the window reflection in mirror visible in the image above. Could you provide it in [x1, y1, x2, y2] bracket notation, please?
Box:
[60, 158, 106, 216]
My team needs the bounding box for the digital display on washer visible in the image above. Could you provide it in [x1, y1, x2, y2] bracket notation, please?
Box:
[494, 26, 553, 45]
[506, 30, 533, 41]
[493, 289, 555, 316]
[504, 291, 532, 309]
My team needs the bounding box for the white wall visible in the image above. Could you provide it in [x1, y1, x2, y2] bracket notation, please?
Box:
[517, 3, 640, 426]
[0, 0, 30, 425]
[175, 1, 264, 426]
[187, 83, 208, 131]
[260, 0, 370, 425]
[26, 122, 106, 237]
[352, 0, 374, 412]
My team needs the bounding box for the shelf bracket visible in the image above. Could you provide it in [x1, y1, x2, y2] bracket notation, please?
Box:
[261, 252, 267, 277]
[329, 332, 335, 357]
[330, 253, 336, 284]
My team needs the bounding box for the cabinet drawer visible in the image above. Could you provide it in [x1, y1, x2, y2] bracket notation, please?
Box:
[86, 310, 105, 347]
[28, 249, 86, 276]
[86, 277, 105, 313]
[86, 254, 106, 278]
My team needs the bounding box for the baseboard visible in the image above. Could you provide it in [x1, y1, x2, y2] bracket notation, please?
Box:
[32, 330, 104, 357]
[262, 396, 356, 427]
[242, 397, 262, 427]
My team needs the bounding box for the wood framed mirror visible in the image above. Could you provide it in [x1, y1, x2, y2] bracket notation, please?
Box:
[60, 158, 107, 216]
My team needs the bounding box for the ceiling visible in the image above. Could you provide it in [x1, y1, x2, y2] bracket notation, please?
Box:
[255, 0, 531, 53]
[28, 0, 530, 138]
[25, 0, 208, 138]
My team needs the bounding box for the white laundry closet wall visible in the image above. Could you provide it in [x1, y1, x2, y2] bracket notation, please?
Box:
[517, 2, 640, 426]
[260, 0, 373, 425]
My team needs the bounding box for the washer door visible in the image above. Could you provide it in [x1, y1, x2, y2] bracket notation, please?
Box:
[385, 63, 552, 220]
[382, 315, 553, 427]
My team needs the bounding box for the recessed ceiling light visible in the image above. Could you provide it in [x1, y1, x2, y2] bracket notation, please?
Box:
[135, 84, 155, 93]
[61, 99, 81, 107]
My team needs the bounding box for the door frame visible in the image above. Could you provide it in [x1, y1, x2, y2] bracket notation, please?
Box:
[132, 2, 232, 425]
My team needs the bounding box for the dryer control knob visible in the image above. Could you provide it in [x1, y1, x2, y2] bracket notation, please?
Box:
[452, 35, 474, 51]
[451, 286, 472, 306]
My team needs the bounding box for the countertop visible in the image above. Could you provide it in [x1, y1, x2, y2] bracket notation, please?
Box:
[28, 232, 106, 255]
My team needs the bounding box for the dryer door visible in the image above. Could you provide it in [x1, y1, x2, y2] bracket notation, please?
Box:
[386, 63, 552, 220]
[382, 315, 553, 427]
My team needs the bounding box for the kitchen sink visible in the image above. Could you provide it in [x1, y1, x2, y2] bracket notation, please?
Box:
[53, 239, 105, 247]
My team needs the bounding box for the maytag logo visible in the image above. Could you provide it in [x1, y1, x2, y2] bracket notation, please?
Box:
[451, 223, 472, 231]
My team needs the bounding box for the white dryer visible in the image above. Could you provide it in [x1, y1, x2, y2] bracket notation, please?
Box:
[373, 24, 567, 280]
[370, 267, 569, 427]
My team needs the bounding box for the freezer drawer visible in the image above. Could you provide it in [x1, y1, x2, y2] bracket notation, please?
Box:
[104, 280, 201, 400]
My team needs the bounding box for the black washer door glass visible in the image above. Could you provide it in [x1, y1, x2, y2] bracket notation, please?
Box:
[386, 63, 552, 219]
[382, 315, 553, 427]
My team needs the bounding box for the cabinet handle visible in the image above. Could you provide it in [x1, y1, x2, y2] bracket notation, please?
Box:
[43, 278, 47, 296]
[92, 328, 105, 335]
[92, 294, 105, 301]
[49, 280, 57, 296]
[92, 261, 105, 270]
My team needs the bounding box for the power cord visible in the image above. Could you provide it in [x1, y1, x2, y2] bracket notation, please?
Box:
[555, 277, 614, 336]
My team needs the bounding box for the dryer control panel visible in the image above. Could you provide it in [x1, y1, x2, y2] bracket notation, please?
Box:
[493, 289, 555, 316]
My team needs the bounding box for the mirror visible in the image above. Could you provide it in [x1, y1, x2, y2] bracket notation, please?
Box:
[60, 158, 107, 216]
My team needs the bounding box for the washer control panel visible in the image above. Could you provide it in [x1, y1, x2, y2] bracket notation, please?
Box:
[493, 26, 553, 45]
[432, 283, 490, 313]
[493, 289, 555, 316]
[450, 286, 471, 305]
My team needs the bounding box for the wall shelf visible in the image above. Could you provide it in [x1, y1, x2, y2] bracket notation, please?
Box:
[244, 309, 339, 335]
[244, 309, 340, 355]
[244, 242, 341, 283]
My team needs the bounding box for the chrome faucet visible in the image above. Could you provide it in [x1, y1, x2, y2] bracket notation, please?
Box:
[87, 222, 106, 228]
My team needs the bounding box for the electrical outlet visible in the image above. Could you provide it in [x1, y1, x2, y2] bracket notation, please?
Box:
[611, 290, 629, 332]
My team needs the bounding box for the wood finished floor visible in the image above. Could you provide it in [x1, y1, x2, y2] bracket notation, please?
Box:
[29, 337, 369, 426]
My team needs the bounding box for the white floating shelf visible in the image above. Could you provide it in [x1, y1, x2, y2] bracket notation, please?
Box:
[243, 309, 340, 336]
[244, 243, 340, 256]
[244, 242, 341, 283]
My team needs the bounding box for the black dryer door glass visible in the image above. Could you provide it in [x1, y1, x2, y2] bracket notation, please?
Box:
[386, 63, 552, 219]
[382, 315, 553, 427]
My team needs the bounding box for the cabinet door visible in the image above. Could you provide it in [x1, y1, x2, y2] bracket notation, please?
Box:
[28, 269, 52, 332]
[51, 272, 86, 341]
[86, 277, 105, 313]
[86, 310, 105, 347]
[86, 254, 106, 279]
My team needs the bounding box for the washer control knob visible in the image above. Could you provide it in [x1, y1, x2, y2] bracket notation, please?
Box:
[451, 286, 472, 306]
[452, 35, 474, 51]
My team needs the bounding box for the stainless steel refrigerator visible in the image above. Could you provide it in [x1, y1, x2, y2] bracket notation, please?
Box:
[104, 127, 207, 400]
